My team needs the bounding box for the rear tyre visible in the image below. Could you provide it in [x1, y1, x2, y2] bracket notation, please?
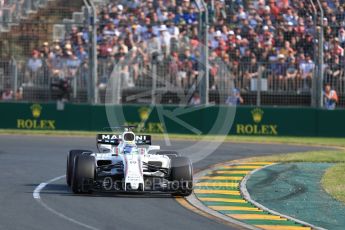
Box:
[66, 150, 92, 186]
[170, 156, 193, 196]
[156, 151, 181, 159]
[71, 155, 95, 194]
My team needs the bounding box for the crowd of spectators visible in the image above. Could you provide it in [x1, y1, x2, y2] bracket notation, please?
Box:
[0, 88, 22, 101]
[20, 0, 345, 101]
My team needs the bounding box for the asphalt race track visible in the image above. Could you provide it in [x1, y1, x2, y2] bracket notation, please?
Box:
[0, 135, 327, 230]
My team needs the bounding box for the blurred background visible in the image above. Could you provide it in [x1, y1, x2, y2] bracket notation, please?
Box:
[0, 0, 343, 109]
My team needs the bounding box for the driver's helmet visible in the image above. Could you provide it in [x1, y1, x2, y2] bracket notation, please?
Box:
[123, 144, 137, 154]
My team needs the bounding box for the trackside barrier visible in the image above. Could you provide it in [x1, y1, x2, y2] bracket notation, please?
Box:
[0, 102, 344, 137]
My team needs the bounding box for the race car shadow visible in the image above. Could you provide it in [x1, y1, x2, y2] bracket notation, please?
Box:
[26, 183, 174, 198]
[74, 192, 174, 199]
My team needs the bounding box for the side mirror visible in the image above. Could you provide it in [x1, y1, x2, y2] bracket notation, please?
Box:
[97, 144, 112, 153]
[148, 145, 160, 151]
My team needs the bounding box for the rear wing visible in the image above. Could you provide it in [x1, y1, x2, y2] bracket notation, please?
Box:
[96, 134, 120, 145]
[96, 134, 152, 145]
[136, 135, 151, 145]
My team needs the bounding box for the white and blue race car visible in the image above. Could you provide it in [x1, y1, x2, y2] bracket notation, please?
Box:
[66, 127, 193, 196]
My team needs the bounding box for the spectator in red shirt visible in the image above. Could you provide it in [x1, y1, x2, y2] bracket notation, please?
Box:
[332, 38, 344, 57]
[268, 0, 280, 19]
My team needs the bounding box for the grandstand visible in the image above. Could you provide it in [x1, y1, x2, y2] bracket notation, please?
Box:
[0, 0, 344, 108]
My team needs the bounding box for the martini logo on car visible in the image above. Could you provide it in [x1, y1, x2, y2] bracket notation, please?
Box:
[17, 104, 56, 130]
[101, 134, 121, 140]
[236, 108, 278, 135]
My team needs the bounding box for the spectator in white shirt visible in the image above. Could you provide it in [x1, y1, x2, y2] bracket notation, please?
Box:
[189, 91, 201, 105]
[26, 50, 43, 85]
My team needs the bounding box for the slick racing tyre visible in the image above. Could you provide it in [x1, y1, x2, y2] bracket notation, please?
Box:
[170, 156, 193, 196]
[71, 155, 95, 194]
[156, 151, 181, 159]
[66, 150, 92, 186]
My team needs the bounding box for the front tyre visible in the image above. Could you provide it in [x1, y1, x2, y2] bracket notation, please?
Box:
[170, 156, 193, 196]
[66, 150, 92, 186]
[71, 155, 95, 194]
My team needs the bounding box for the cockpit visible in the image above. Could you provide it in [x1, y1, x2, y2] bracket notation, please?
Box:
[123, 144, 138, 154]
[123, 132, 135, 142]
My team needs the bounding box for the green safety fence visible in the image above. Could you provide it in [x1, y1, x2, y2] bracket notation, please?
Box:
[1, 102, 344, 137]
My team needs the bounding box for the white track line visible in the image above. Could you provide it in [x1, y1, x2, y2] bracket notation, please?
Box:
[33, 175, 99, 230]
[33, 175, 65, 199]
[240, 164, 326, 230]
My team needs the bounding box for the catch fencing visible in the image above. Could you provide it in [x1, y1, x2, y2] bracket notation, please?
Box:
[0, 0, 344, 108]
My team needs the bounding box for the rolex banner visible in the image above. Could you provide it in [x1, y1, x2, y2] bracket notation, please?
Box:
[0, 102, 344, 137]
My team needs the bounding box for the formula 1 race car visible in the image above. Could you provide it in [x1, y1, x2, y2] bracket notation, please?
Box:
[66, 127, 193, 196]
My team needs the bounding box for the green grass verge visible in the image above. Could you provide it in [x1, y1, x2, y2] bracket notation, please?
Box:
[244, 150, 345, 163]
[226, 136, 345, 148]
[243, 150, 345, 204]
[1, 129, 345, 147]
[321, 163, 345, 203]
